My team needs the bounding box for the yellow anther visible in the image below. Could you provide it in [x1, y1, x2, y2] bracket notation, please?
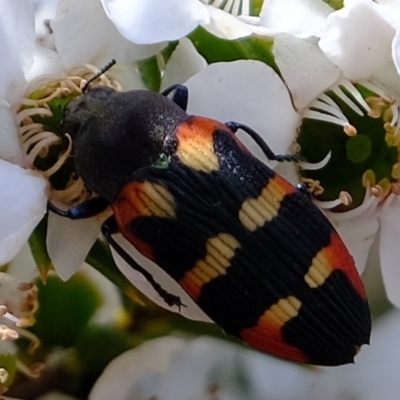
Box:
[378, 178, 391, 198]
[362, 169, 376, 187]
[339, 191, 352, 206]
[391, 182, 400, 195]
[392, 163, 400, 180]
[301, 178, 324, 195]
[366, 95, 392, 119]
[371, 185, 382, 197]
[0, 325, 19, 341]
[343, 124, 357, 136]
[0, 368, 8, 384]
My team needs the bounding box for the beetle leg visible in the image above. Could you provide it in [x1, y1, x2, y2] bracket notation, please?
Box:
[225, 121, 304, 163]
[161, 84, 188, 111]
[102, 217, 186, 310]
[48, 197, 109, 219]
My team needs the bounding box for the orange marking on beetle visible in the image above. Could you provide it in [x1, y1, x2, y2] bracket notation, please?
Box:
[240, 296, 308, 363]
[175, 117, 231, 172]
[112, 181, 176, 261]
[324, 231, 367, 299]
[304, 232, 367, 299]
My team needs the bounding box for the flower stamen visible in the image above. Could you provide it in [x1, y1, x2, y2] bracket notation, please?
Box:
[297, 79, 400, 215]
[43, 134, 72, 178]
[0, 369, 8, 385]
[205, 0, 250, 16]
[16, 64, 121, 207]
[300, 178, 324, 195]
[0, 325, 18, 341]
[299, 151, 331, 171]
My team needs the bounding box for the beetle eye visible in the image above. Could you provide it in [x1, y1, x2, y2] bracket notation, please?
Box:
[61, 114, 81, 137]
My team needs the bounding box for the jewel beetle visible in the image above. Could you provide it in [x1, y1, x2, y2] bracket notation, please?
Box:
[49, 61, 371, 366]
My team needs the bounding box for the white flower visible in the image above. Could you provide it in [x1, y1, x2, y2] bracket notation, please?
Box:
[89, 309, 400, 400]
[100, 0, 254, 45]
[89, 336, 336, 400]
[0, 0, 48, 266]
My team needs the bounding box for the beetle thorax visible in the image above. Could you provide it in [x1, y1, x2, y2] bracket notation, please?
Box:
[62, 88, 188, 202]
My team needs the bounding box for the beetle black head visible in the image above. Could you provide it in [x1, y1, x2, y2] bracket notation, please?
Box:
[62, 87, 189, 202]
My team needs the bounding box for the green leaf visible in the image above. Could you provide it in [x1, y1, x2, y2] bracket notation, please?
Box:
[30, 273, 102, 347]
[138, 56, 162, 92]
[74, 325, 132, 374]
[31, 96, 72, 135]
[28, 216, 52, 282]
[161, 41, 179, 65]
[0, 353, 17, 390]
[251, 0, 264, 15]
[86, 239, 145, 304]
[189, 28, 279, 75]
[322, 0, 343, 10]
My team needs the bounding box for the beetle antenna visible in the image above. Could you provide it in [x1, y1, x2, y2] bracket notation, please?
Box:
[82, 59, 117, 93]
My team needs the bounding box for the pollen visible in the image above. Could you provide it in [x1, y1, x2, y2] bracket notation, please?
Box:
[0, 273, 40, 352]
[0, 368, 8, 385]
[344, 125, 357, 137]
[15, 64, 122, 207]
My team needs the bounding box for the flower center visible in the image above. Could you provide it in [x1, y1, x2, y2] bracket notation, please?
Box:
[296, 79, 400, 215]
[16, 65, 121, 207]
[203, 0, 250, 15]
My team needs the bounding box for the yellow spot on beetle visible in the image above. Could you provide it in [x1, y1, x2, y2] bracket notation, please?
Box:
[133, 181, 176, 219]
[180, 233, 240, 300]
[304, 248, 334, 288]
[113, 181, 176, 226]
[239, 175, 295, 231]
[258, 296, 302, 328]
[176, 119, 220, 173]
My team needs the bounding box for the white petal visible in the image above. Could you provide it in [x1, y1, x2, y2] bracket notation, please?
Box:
[0, 104, 25, 166]
[258, 0, 332, 38]
[7, 244, 37, 281]
[368, 0, 400, 30]
[330, 216, 379, 274]
[101, 0, 210, 44]
[379, 202, 400, 307]
[107, 63, 147, 92]
[0, 160, 47, 265]
[371, 62, 400, 98]
[112, 234, 211, 322]
[185, 60, 299, 161]
[273, 161, 301, 186]
[80, 264, 122, 325]
[51, 0, 164, 69]
[46, 213, 100, 280]
[391, 28, 400, 78]
[332, 309, 400, 400]
[34, 0, 58, 34]
[0, 0, 35, 74]
[25, 45, 64, 82]
[274, 33, 341, 110]
[89, 337, 186, 400]
[203, 5, 253, 40]
[319, 0, 395, 80]
[0, 0, 35, 103]
[161, 38, 207, 91]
